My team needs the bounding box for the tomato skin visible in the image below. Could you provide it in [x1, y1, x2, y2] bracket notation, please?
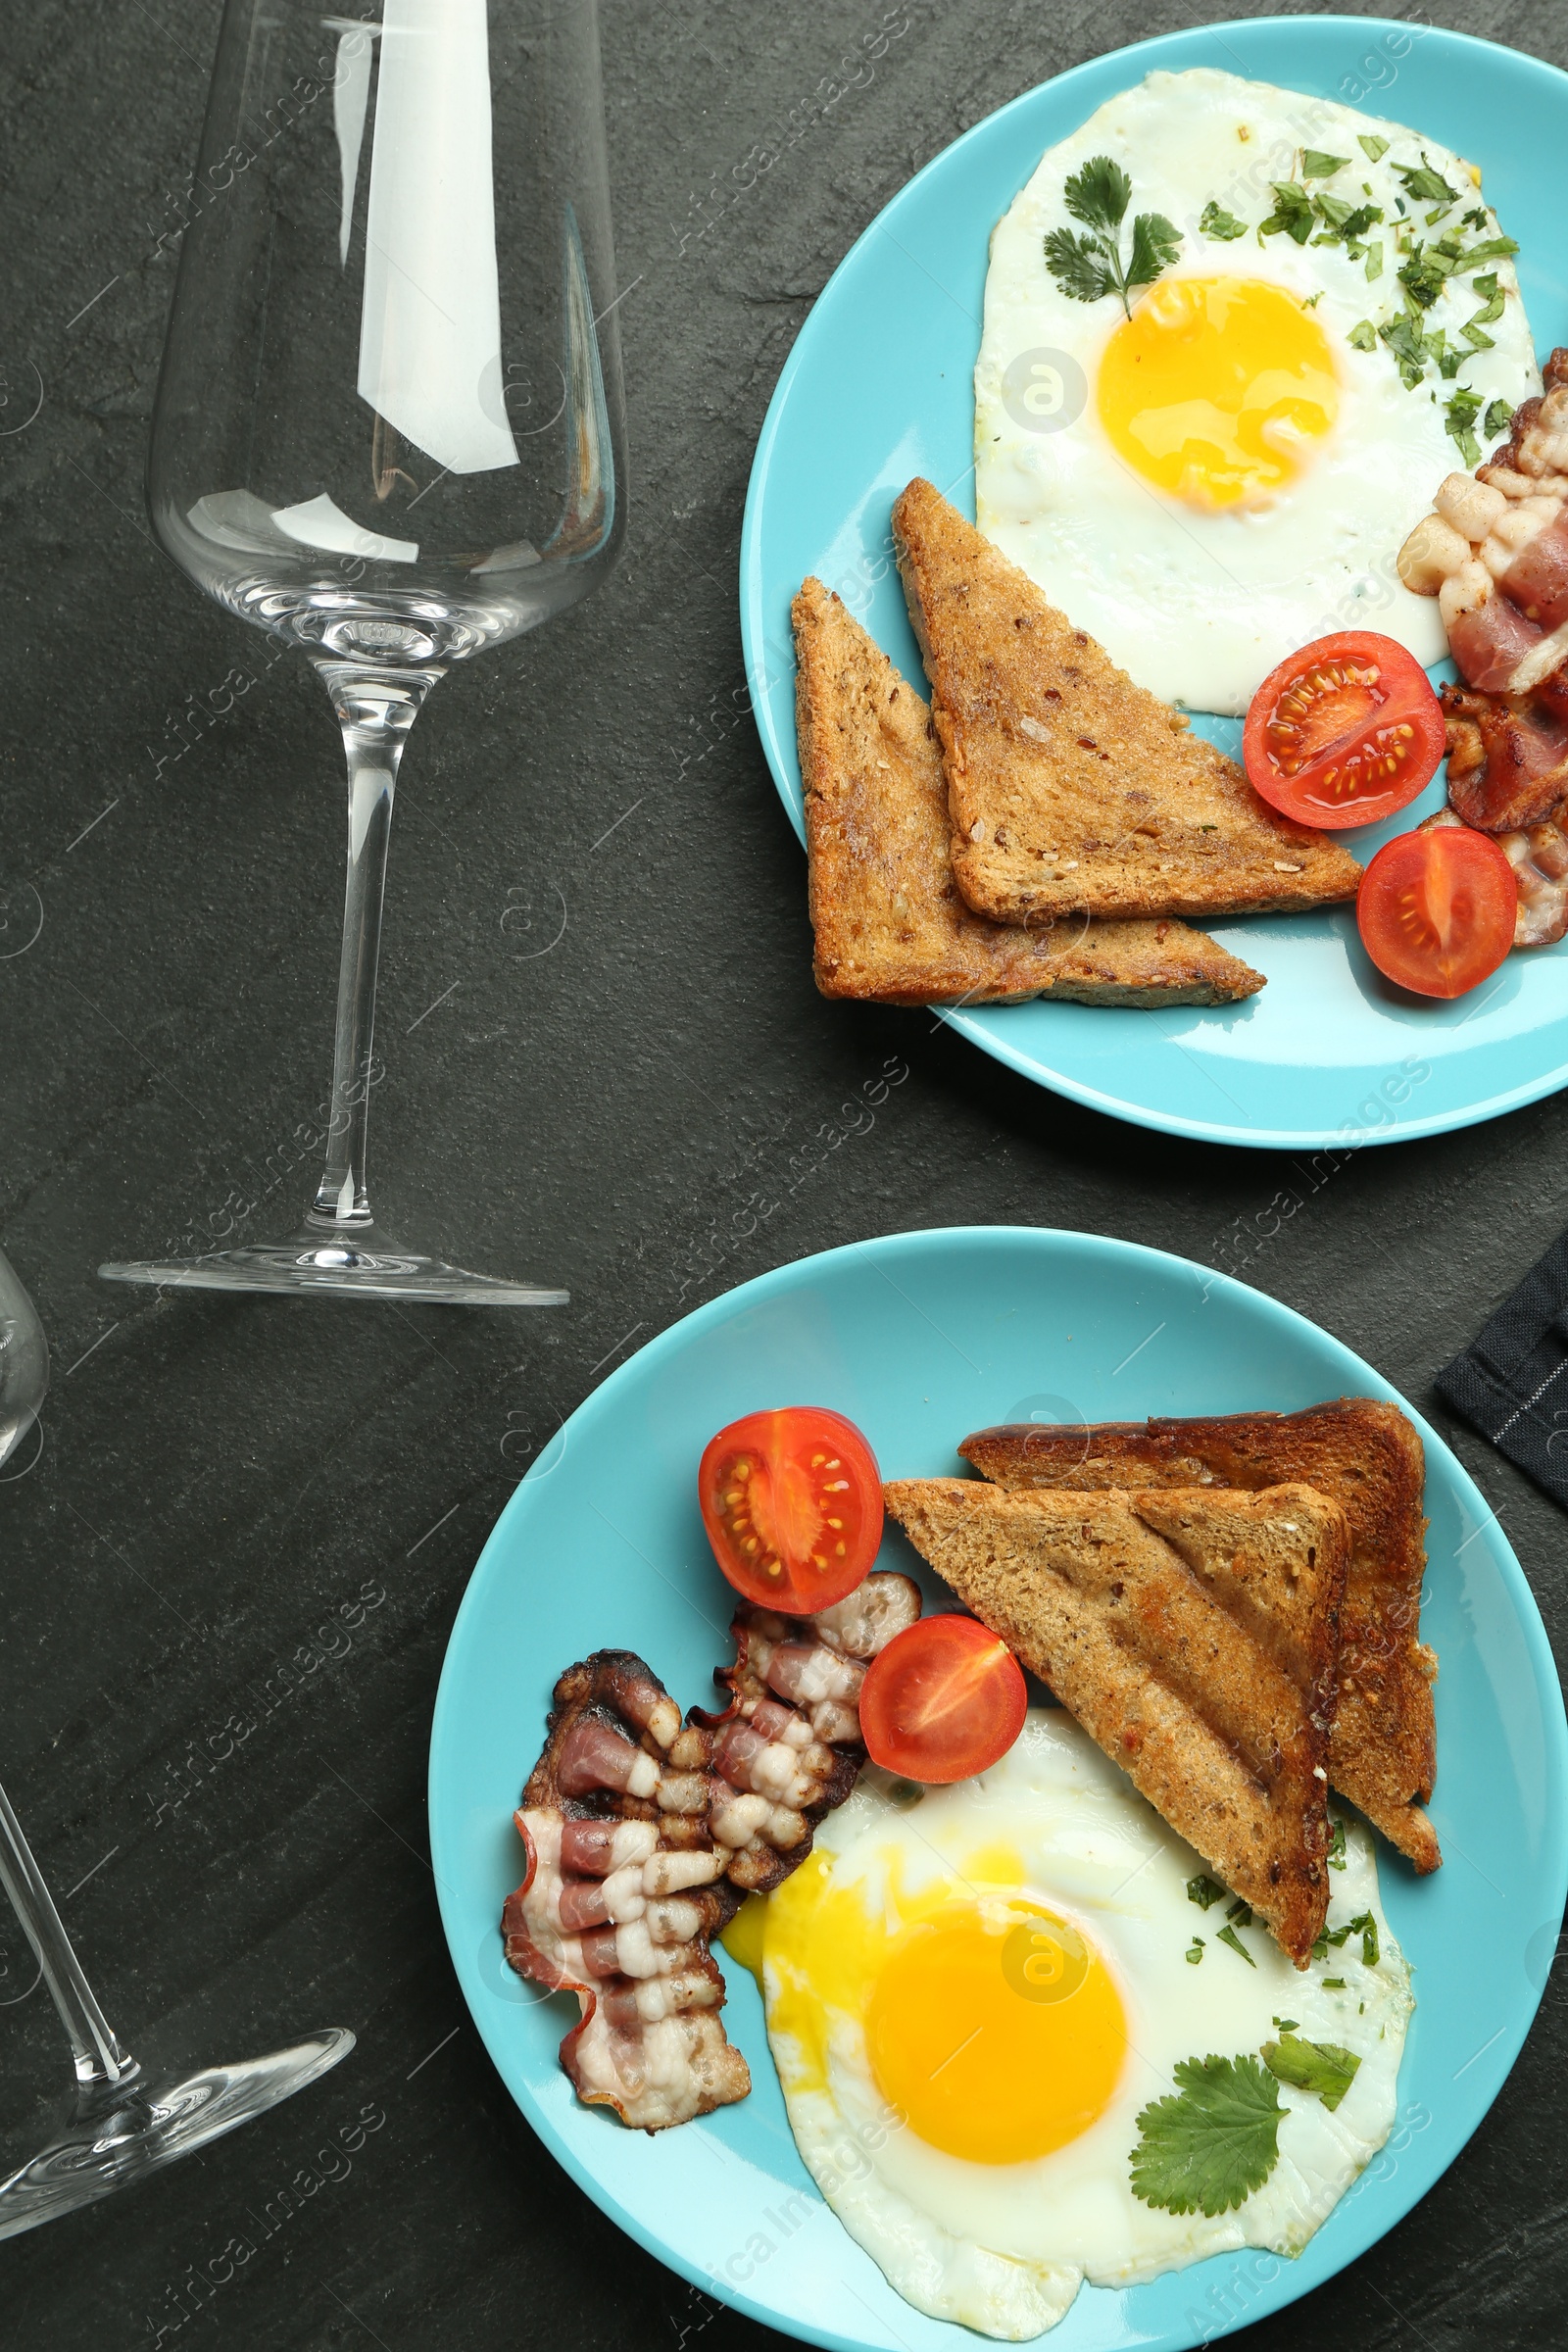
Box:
[1244, 631, 1446, 829]
[858, 1615, 1028, 1785]
[698, 1407, 883, 1614]
[1356, 824, 1517, 999]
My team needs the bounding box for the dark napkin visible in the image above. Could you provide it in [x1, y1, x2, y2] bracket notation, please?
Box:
[1437, 1231, 1568, 1506]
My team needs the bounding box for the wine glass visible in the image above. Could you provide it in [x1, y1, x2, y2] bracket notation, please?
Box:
[0, 1243, 354, 2236]
[101, 0, 627, 1305]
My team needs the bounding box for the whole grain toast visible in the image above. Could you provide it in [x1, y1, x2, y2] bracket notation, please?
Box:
[959, 1399, 1439, 1872]
[792, 577, 1265, 1007]
[882, 1479, 1350, 1965]
[891, 477, 1365, 925]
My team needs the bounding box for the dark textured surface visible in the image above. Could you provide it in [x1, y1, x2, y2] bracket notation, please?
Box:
[1, 2, 1566, 2345]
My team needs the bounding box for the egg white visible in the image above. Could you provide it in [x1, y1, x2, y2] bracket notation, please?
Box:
[760, 1709, 1413, 2341]
[974, 66, 1540, 714]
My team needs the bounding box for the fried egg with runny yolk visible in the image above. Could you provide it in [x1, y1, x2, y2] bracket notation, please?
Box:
[734, 1710, 1413, 2341]
[974, 67, 1538, 714]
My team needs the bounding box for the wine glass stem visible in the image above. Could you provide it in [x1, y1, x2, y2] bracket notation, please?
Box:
[0, 1779, 131, 2090]
[308, 662, 444, 1230]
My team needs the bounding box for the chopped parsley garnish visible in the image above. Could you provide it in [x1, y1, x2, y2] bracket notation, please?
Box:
[1186, 1936, 1204, 1965]
[1311, 1910, 1381, 1967]
[1379, 313, 1429, 390]
[1272, 2016, 1299, 2033]
[1301, 149, 1350, 178]
[1463, 204, 1490, 229]
[1044, 156, 1182, 317]
[1130, 2055, 1283, 2216]
[1226, 1896, 1254, 1928]
[1262, 2033, 1362, 2112]
[1396, 155, 1459, 207]
[1358, 133, 1390, 164]
[1327, 1817, 1348, 1870]
[1200, 199, 1247, 242]
[1258, 181, 1315, 245]
[1216, 1923, 1256, 1967]
[1485, 395, 1515, 438]
[1446, 385, 1486, 466]
[1187, 1873, 1226, 1911]
[1364, 243, 1384, 282]
[1322, 1976, 1347, 1989]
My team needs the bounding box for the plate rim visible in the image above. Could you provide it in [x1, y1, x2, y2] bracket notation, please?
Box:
[737, 14, 1568, 1152]
[429, 1219, 1568, 2352]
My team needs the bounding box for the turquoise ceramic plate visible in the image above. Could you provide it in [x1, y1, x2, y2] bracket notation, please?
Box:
[738, 17, 1568, 1149]
[429, 1226, 1567, 2352]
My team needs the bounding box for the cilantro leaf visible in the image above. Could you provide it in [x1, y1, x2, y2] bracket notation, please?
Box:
[1043, 225, 1117, 304]
[1064, 155, 1131, 234]
[1485, 396, 1515, 438]
[1327, 1817, 1348, 1870]
[1259, 181, 1314, 245]
[1302, 149, 1350, 178]
[1463, 204, 1490, 229]
[1130, 2054, 1283, 2216]
[1128, 211, 1183, 291]
[1187, 1873, 1226, 1911]
[1396, 156, 1458, 206]
[1358, 134, 1391, 164]
[1364, 242, 1384, 282]
[1200, 199, 1247, 242]
[1226, 1896, 1254, 1928]
[1462, 320, 1496, 351]
[1216, 1923, 1256, 1967]
[1044, 159, 1181, 317]
[1263, 2033, 1362, 2113]
[1348, 319, 1378, 352]
[1185, 1936, 1204, 1965]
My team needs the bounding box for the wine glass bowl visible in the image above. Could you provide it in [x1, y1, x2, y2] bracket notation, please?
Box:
[103, 0, 627, 1303]
[147, 1, 624, 671]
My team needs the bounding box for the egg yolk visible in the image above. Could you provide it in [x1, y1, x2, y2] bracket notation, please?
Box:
[1097, 275, 1340, 510]
[865, 1903, 1126, 2166]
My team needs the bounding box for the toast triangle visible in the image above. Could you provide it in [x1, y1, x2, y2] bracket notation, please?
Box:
[891, 477, 1364, 925]
[793, 578, 1264, 1006]
[958, 1399, 1439, 1872]
[882, 1477, 1351, 1964]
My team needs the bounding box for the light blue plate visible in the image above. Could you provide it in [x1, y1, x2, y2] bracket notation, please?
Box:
[739, 17, 1568, 1149]
[429, 1225, 1567, 2352]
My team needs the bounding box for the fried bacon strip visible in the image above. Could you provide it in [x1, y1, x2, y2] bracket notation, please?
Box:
[1440, 680, 1568, 832]
[1398, 351, 1568, 702]
[502, 1574, 921, 2132]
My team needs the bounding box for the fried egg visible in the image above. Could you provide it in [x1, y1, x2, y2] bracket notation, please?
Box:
[741, 1710, 1412, 2340]
[974, 68, 1539, 714]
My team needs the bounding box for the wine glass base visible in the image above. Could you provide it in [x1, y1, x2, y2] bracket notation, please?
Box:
[0, 2026, 354, 2241]
[98, 1234, 567, 1306]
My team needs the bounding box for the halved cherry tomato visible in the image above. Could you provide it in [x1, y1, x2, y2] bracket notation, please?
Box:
[858, 1614, 1027, 1785]
[698, 1407, 882, 1613]
[1356, 823, 1517, 998]
[1244, 630, 1446, 829]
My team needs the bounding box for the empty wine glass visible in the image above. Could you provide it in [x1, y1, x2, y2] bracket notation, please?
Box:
[101, 0, 627, 1304]
[0, 1243, 353, 2235]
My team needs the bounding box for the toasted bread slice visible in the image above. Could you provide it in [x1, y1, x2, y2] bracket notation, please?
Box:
[792, 579, 1265, 1008]
[883, 1479, 1350, 1964]
[891, 477, 1364, 925]
[959, 1400, 1439, 1872]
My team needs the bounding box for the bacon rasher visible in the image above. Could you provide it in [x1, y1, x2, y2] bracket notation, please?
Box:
[502, 1574, 921, 2132]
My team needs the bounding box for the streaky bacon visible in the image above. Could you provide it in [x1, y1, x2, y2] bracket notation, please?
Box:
[501, 1578, 920, 2132]
[1441, 682, 1568, 832]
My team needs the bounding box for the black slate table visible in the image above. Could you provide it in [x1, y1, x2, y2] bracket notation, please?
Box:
[2, 3, 1564, 2346]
